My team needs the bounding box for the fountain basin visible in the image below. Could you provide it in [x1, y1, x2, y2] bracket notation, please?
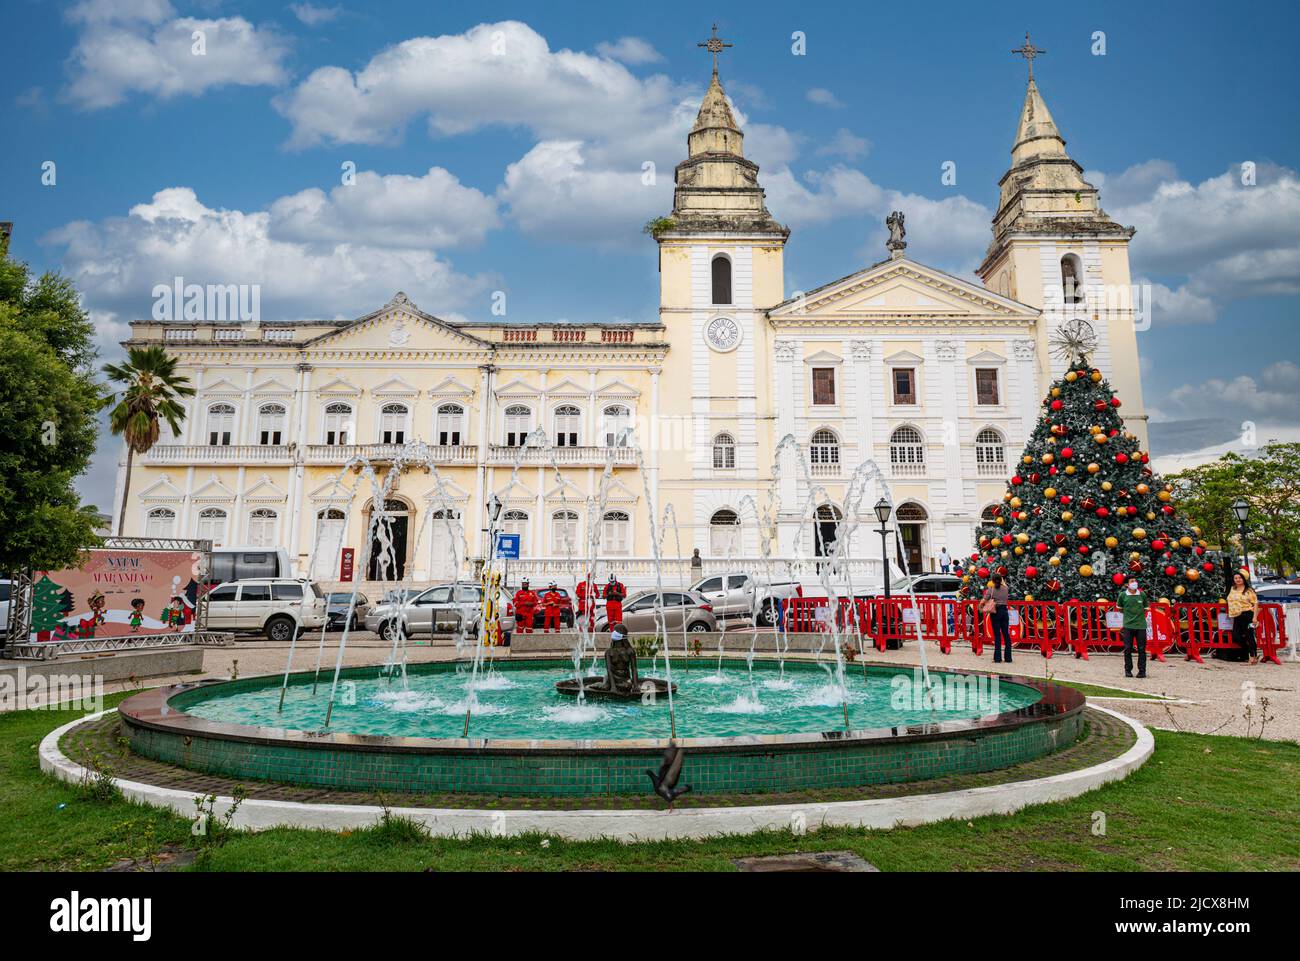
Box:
[553, 676, 676, 699]
[118, 658, 1084, 797]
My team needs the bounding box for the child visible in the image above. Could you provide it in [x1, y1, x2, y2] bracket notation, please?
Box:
[129, 597, 146, 632]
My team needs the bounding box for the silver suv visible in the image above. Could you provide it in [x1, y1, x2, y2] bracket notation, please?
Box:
[205, 579, 327, 641]
[365, 582, 515, 641]
[595, 590, 717, 634]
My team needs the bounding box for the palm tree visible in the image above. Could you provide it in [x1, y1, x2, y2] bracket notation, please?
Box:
[104, 346, 195, 536]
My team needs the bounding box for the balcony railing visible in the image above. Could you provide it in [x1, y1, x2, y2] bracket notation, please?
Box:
[142, 444, 293, 465]
[305, 443, 478, 466]
[976, 458, 1007, 477]
[889, 461, 926, 478]
[487, 445, 638, 466]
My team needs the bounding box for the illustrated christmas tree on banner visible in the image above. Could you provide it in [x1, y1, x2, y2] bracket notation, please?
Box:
[30, 574, 74, 641]
[961, 320, 1222, 605]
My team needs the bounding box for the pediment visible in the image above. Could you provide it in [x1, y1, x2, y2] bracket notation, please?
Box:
[202, 378, 242, 396]
[192, 475, 237, 501]
[544, 477, 585, 502]
[251, 376, 293, 396]
[600, 477, 639, 504]
[308, 481, 356, 504]
[595, 378, 640, 399]
[884, 349, 925, 366]
[429, 375, 474, 398]
[803, 349, 843, 365]
[317, 376, 362, 396]
[966, 349, 1007, 365]
[373, 376, 420, 397]
[305, 292, 490, 352]
[547, 377, 588, 398]
[495, 377, 541, 399]
[423, 478, 471, 503]
[244, 474, 288, 502]
[139, 475, 183, 501]
[493, 477, 536, 505]
[769, 258, 1039, 323]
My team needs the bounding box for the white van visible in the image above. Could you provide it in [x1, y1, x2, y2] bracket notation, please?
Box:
[205, 578, 326, 641]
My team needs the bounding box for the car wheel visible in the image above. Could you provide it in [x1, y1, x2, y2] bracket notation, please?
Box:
[266, 616, 296, 643]
[688, 621, 711, 633]
[380, 620, 402, 642]
[757, 602, 777, 627]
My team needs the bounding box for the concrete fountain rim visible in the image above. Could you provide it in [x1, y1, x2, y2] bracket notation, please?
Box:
[39, 704, 1151, 842]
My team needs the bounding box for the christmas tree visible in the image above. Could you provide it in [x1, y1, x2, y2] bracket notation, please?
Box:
[31, 575, 74, 639]
[961, 340, 1221, 605]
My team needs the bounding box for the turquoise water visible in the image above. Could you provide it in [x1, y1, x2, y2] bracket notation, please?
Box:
[179, 662, 1042, 741]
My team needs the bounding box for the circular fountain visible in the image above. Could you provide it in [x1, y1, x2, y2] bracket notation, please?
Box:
[117, 657, 1083, 797]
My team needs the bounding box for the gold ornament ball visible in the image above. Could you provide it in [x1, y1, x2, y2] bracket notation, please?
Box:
[1175, 585, 1186, 596]
[1079, 564, 1093, 577]
[1101, 480, 1113, 491]
[1158, 490, 1172, 503]
[1065, 465, 1076, 475]
[1014, 546, 1024, 556]
[1042, 453, 1055, 464]
[1178, 536, 1192, 548]
[1044, 487, 1057, 498]
[995, 517, 1005, 526]
[1023, 455, 1033, 465]
[1062, 510, 1074, 522]
[1052, 387, 1061, 397]
[1049, 556, 1061, 567]
[1095, 434, 1108, 445]
[1104, 536, 1119, 548]
[1186, 569, 1200, 582]
[1077, 527, 1091, 539]
[1136, 483, 1150, 495]
[1015, 532, 1029, 544]
[1090, 372, 1102, 382]
[1145, 511, 1156, 521]
[1065, 372, 1078, 382]
[1087, 462, 1100, 474]
[1132, 528, 1147, 539]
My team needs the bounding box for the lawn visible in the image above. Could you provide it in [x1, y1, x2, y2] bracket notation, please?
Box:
[3, 692, 1297, 872]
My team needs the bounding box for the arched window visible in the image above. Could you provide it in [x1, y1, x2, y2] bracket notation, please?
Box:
[712, 432, 736, 469]
[711, 254, 732, 305]
[313, 507, 347, 578]
[980, 504, 1000, 522]
[504, 405, 531, 447]
[436, 404, 464, 446]
[895, 503, 928, 573]
[248, 508, 278, 547]
[602, 510, 631, 555]
[975, 428, 1006, 474]
[206, 403, 235, 446]
[997, 271, 1010, 298]
[890, 426, 925, 474]
[501, 509, 529, 555]
[810, 429, 840, 470]
[552, 510, 579, 555]
[196, 507, 228, 545]
[1060, 254, 1084, 304]
[145, 507, 176, 538]
[553, 405, 581, 447]
[603, 405, 631, 448]
[323, 403, 352, 446]
[709, 508, 741, 556]
[257, 403, 286, 446]
[380, 403, 408, 444]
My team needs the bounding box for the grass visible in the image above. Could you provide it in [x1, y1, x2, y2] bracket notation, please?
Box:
[4, 692, 1298, 871]
[1046, 679, 1173, 700]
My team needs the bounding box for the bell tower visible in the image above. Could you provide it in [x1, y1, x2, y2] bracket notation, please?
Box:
[652, 25, 788, 553]
[978, 33, 1148, 446]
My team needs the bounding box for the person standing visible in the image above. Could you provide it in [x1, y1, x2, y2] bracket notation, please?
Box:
[512, 579, 538, 634]
[604, 572, 626, 626]
[575, 572, 598, 632]
[541, 582, 564, 633]
[1228, 569, 1260, 665]
[938, 547, 951, 574]
[982, 574, 1012, 664]
[1116, 577, 1148, 679]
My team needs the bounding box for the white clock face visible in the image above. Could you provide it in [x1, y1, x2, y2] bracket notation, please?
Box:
[704, 316, 741, 353]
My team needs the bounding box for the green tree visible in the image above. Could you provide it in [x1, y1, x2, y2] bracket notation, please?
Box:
[104, 346, 194, 536]
[0, 250, 104, 573]
[961, 360, 1220, 604]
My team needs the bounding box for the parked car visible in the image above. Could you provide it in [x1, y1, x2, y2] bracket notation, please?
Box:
[204, 578, 327, 641]
[515, 586, 575, 629]
[0, 579, 12, 639]
[325, 591, 369, 631]
[688, 574, 802, 627]
[595, 590, 717, 634]
[366, 582, 515, 641]
[888, 573, 963, 596]
[1256, 584, 1300, 606]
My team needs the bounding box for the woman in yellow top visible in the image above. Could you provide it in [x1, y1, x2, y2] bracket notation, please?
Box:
[1227, 569, 1260, 665]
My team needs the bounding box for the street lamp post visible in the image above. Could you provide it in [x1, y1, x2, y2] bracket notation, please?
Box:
[873, 498, 893, 599]
[1231, 497, 1251, 581]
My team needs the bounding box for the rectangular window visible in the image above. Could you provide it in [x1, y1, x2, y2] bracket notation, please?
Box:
[976, 368, 1000, 405]
[812, 367, 836, 406]
[893, 368, 916, 405]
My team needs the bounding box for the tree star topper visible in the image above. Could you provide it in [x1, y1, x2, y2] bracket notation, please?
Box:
[1049, 318, 1098, 365]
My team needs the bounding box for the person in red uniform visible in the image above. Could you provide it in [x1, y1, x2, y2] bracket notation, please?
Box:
[512, 579, 539, 634]
[541, 582, 564, 633]
[604, 572, 626, 626]
[575, 572, 599, 631]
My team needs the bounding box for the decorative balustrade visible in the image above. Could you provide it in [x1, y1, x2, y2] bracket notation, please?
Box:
[487, 445, 637, 466]
[143, 444, 293, 465]
[502, 328, 537, 342]
[551, 328, 587, 343]
[600, 329, 634, 344]
[890, 461, 926, 478]
[304, 443, 478, 465]
[976, 459, 1007, 477]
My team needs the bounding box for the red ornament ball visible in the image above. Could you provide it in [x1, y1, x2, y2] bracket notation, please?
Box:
[1035, 542, 1048, 554]
[1112, 572, 1126, 585]
[1025, 566, 1038, 578]
[1061, 447, 1074, 458]
[1111, 397, 1122, 408]
[1115, 453, 1129, 465]
[977, 567, 990, 579]
[1050, 399, 1063, 411]
[1164, 565, 1177, 577]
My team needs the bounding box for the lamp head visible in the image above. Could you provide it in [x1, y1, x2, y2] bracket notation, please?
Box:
[873, 497, 893, 525]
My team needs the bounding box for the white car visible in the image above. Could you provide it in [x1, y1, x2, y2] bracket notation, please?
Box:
[204, 578, 327, 641]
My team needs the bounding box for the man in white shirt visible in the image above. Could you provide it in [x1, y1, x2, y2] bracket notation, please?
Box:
[938, 547, 951, 573]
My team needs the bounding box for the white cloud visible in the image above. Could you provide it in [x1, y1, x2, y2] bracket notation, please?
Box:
[595, 36, 663, 65]
[805, 87, 843, 108]
[268, 167, 500, 249]
[816, 128, 871, 160]
[274, 21, 685, 149]
[1166, 368, 1297, 420]
[1140, 278, 1217, 326]
[290, 3, 342, 26]
[63, 2, 290, 109]
[42, 187, 494, 330]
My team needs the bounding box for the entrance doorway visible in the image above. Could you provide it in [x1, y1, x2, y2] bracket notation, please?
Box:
[895, 502, 928, 574]
[428, 508, 462, 582]
[812, 504, 843, 561]
[366, 499, 410, 581]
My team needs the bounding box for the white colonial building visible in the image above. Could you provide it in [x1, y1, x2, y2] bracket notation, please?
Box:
[113, 57, 1147, 589]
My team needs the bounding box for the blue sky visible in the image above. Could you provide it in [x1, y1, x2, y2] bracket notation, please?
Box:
[2, 0, 1298, 511]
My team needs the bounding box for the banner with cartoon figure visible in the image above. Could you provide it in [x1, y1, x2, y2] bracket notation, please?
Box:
[30, 549, 203, 642]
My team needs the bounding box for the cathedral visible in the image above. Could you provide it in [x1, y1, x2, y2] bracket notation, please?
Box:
[113, 42, 1147, 588]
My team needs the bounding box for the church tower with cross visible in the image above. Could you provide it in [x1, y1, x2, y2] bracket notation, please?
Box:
[978, 33, 1148, 446]
[653, 25, 789, 551]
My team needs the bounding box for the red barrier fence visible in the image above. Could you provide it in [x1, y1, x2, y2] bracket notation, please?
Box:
[778, 595, 1288, 664]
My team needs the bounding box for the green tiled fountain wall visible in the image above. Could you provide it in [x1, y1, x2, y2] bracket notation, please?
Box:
[127, 660, 1082, 797]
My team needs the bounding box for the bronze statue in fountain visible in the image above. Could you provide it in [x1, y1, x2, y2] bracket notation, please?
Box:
[555, 623, 675, 700]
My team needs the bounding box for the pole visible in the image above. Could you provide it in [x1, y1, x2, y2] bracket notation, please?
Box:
[879, 527, 891, 599]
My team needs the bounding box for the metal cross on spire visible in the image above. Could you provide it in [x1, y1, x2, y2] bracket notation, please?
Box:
[698, 23, 733, 77]
[1011, 31, 1047, 80]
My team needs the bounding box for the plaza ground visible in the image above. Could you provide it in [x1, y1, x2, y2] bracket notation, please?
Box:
[3, 633, 1296, 871]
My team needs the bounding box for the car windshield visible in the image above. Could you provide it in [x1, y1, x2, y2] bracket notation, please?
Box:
[890, 576, 915, 591]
